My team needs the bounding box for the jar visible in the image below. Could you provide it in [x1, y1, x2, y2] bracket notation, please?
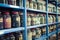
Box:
[43, 5, 46, 11]
[0, 12, 3, 30]
[53, 25, 56, 31]
[5, 34, 10, 40]
[3, 11, 11, 29]
[31, 14, 36, 25]
[48, 26, 50, 33]
[9, 34, 15, 40]
[19, 32, 23, 40]
[36, 14, 40, 25]
[50, 26, 54, 32]
[27, 29, 32, 40]
[43, 14, 46, 24]
[50, 15, 53, 23]
[19, 0, 23, 7]
[27, 14, 31, 26]
[11, 12, 20, 28]
[0, 0, 7, 4]
[36, 28, 41, 38]
[40, 14, 45, 24]
[53, 16, 56, 23]
[48, 15, 50, 23]
[19, 12, 23, 27]
[42, 27, 46, 35]
[33, 2, 37, 9]
[37, 3, 43, 10]
[26, 0, 29, 8]
[29, 0, 33, 9]
[32, 29, 36, 40]
[8, 0, 16, 5]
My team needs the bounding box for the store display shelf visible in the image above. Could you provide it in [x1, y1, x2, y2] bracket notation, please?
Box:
[58, 29, 60, 32]
[36, 31, 56, 40]
[57, 13, 60, 15]
[27, 8, 47, 13]
[0, 27, 24, 35]
[0, 3, 24, 11]
[39, 35, 47, 40]
[48, 12, 56, 15]
[27, 24, 47, 29]
[48, 31, 56, 37]
[48, 22, 58, 25]
[57, 22, 60, 24]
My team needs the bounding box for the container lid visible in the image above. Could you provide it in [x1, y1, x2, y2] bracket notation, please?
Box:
[12, 11, 18, 14]
[3, 11, 9, 15]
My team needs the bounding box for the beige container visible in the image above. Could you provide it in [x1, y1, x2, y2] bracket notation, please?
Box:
[53, 15, 56, 22]
[58, 16, 60, 22]
[37, 3, 43, 10]
[48, 26, 50, 33]
[27, 13, 31, 26]
[48, 3, 54, 12]
[37, 1, 46, 11]
[50, 15, 53, 23]
[28, 30, 32, 40]
[37, 0, 44, 2]
[50, 26, 54, 32]
[40, 14, 45, 24]
[33, 2, 37, 9]
[19, 33, 23, 40]
[42, 27, 46, 34]
[35, 14, 40, 25]
[26, 0, 29, 8]
[58, 7, 60, 13]
[53, 25, 56, 31]
[36, 28, 41, 38]
[48, 15, 50, 23]
[29, 1, 33, 9]
[32, 29, 36, 37]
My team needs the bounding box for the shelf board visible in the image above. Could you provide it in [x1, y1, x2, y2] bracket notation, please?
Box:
[35, 31, 56, 40]
[0, 3, 24, 11]
[48, 12, 56, 15]
[27, 24, 47, 29]
[39, 35, 47, 40]
[57, 22, 60, 24]
[0, 27, 24, 35]
[58, 29, 60, 32]
[27, 8, 47, 13]
[48, 22, 58, 25]
[48, 31, 56, 37]
[57, 13, 60, 15]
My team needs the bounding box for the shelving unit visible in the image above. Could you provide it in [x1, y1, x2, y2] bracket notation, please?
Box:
[0, 0, 60, 40]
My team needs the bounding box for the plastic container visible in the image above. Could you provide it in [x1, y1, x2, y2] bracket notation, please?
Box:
[3, 11, 11, 29]
[11, 12, 20, 28]
[27, 13, 31, 26]
[8, 0, 16, 5]
[0, 12, 3, 30]
[27, 29, 32, 40]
